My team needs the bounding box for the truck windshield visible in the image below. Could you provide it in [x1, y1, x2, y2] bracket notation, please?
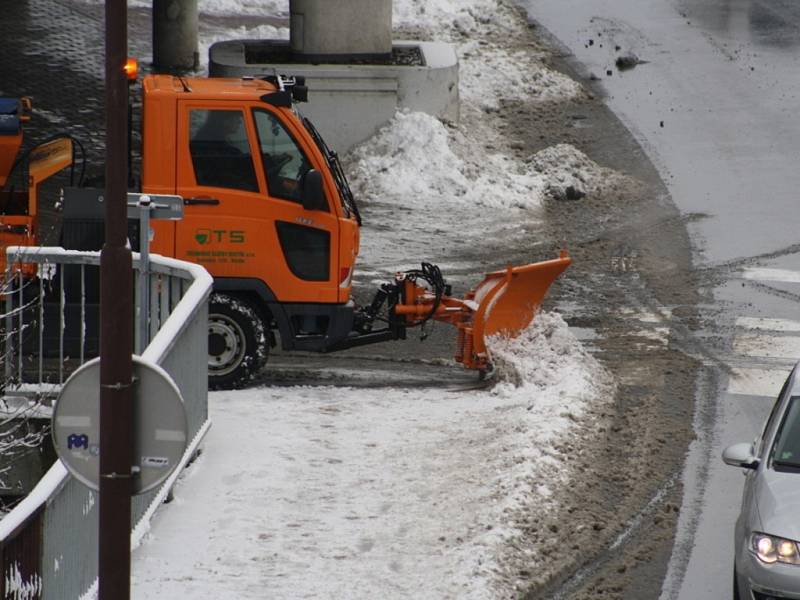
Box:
[300, 116, 361, 225]
[253, 108, 311, 204]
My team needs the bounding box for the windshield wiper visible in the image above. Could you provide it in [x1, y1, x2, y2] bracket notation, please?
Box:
[302, 117, 361, 226]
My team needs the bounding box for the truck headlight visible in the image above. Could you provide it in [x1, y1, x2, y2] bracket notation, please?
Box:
[752, 533, 800, 565]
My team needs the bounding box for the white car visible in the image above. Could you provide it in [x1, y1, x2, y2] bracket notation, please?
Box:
[723, 365, 800, 600]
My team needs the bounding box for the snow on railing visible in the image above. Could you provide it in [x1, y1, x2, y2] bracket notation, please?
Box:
[0, 247, 212, 600]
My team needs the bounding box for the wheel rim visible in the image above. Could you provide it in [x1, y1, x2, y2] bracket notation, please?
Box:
[208, 313, 247, 377]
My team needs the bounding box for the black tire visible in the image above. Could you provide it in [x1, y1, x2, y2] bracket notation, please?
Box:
[207, 294, 268, 390]
[733, 564, 741, 600]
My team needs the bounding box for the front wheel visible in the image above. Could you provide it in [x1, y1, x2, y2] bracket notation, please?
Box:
[207, 294, 268, 390]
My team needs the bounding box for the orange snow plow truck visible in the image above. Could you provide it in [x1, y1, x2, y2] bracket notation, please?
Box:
[0, 73, 570, 389]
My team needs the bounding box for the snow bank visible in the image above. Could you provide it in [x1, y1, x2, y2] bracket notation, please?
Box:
[392, 0, 584, 108]
[393, 0, 519, 36]
[454, 313, 614, 597]
[133, 312, 614, 600]
[459, 44, 584, 110]
[347, 114, 611, 213]
[528, 143, 631, 200]
[198, 0, 288, 18]
[347, 111, 547, 211]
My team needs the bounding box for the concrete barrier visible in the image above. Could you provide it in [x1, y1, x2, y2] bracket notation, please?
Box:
[209, 39, 459, 154]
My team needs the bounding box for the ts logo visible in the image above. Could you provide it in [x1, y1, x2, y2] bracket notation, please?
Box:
[195, 229, 245, 245]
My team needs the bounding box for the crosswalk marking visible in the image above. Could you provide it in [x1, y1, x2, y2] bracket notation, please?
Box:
[618, 308, 673, 323]
[733, 334, 800, 360]
[735, 316, 800, 332]
[741, 267, 800, 284]
[727, 368, 787, 397]
[596, 269, 800, 397]
[725, 268, 800, 396]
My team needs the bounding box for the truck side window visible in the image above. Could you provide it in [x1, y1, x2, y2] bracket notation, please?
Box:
[188, 110, 259, 192]
[253, 109, 314, 205]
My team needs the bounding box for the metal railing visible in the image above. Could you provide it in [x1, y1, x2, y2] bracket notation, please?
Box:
[0, 247, 212, 599]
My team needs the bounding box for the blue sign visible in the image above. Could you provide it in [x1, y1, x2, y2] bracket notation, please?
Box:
[67, 433, 89, 450]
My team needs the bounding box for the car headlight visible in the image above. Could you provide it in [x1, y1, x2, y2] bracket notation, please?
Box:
[751, 533, 800, 565]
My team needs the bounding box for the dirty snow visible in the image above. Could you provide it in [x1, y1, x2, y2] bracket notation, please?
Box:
[132, 314, 614, 600]
[347, 111, 547, 212]
[528, 143, 633, 201]
[393, 0, 521, 35]
[458, 44, 584, 110]
[348, 116, 615, 213]
[198, 0, 288, 18]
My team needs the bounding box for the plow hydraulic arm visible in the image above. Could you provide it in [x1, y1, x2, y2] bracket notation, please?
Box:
[360, 250, 572, 371]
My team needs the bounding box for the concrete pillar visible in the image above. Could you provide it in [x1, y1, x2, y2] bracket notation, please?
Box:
[153, 0, 199, 72]
[290, 0, 392, 61]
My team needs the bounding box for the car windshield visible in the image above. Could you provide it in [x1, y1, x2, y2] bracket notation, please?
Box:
[772, 396, 800, 469]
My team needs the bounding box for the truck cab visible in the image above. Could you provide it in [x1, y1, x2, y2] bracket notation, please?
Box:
[141, 75, 361, 387]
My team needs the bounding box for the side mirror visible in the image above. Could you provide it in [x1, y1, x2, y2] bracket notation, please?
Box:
[301, 169, 326, 212]
[722, 442, 760, 470]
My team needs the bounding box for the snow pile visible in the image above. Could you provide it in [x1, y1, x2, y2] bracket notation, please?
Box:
[393, 0, 520, 36]
[453, 313, 614, 596]
[133, 313, 614, 600]
[347, 113, 614, 214]
[458, 44, 584, 110]
[392, 0, 584, 108]
[528, 143, 631, 200]
[496, 313, 610, 430]
[347, 111, 547, 211]
[198, 0, 288, 18]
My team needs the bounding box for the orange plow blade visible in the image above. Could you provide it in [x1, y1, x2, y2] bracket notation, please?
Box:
[391, 250, 571, 372]
[456, 250, 571, 370]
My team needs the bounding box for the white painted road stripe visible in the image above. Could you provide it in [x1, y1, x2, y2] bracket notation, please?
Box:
[727, 368, 788, 397]
[733, 334, 800, 360]
[736, 316, 800, 332]
[617, 308, 673, 322]
[741, 267, 800, 284]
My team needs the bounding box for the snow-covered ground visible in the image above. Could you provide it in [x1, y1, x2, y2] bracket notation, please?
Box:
[125, 1, 622, 598]
[133, 315, 613, 599]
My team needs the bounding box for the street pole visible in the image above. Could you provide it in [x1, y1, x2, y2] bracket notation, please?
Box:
[100, 0, 134, 598]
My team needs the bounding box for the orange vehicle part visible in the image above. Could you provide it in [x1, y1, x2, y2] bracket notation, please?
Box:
[0, 100, 73, 276]
[143, 75, 356, 305]
[6, 72, 569, 388]
[0, 97, 30, 189]
[394, 250, 572, 370]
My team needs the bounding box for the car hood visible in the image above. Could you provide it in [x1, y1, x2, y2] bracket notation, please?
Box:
[755, 467, 800, 540]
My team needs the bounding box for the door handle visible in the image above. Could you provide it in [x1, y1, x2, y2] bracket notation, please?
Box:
[184, 197, 220, 206]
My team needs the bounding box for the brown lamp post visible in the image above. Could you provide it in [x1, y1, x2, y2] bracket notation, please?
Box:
[99, 0, 134, 598]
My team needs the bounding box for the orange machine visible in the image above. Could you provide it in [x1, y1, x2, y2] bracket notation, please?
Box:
[0, 98, 75, 275]
[14, 73, 571, 389]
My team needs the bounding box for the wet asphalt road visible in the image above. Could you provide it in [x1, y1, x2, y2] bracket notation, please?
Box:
[521, 0, 800, 598]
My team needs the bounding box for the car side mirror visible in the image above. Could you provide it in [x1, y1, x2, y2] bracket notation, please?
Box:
[722, 442, 760, 470]
[302, 169, 326, 212]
